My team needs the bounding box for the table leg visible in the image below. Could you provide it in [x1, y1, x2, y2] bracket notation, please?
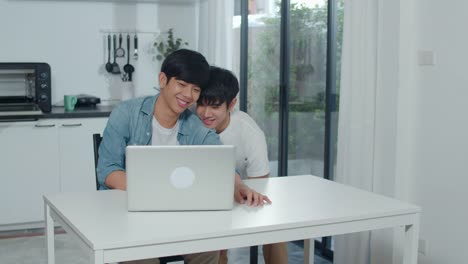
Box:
[92, 250, 104, 264]
[403, 215, 420, 264]
[303, 239, 315, 264]
[44, 203, 55, 264]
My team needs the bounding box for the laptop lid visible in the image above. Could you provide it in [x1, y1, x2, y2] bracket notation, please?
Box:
[126, 145, 235, 211]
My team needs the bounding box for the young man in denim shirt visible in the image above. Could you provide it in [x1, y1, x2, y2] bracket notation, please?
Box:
[97, 49, 270, 264]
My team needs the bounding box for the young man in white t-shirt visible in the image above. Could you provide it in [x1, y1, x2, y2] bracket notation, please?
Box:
[196, 66, 288, 264]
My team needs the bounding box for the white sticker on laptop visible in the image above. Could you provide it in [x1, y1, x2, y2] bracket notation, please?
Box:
[170, 166, 195, 189]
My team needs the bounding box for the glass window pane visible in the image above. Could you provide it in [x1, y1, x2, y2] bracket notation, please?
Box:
[232, 0, 281, 176]
[288, 0, 328, 177]
[248, 1, 281, 177]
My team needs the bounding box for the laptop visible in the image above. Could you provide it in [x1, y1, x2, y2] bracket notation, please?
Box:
[126, 145, 235, 211]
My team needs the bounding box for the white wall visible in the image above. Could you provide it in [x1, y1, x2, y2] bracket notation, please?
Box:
[386, 0, 468, 263]
[408, 0, 468, 263]
[339, 0, 466, 262]
[0, 0, 197, 104]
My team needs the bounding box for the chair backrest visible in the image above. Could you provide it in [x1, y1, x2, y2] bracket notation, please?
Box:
[92, 133, 103, 190]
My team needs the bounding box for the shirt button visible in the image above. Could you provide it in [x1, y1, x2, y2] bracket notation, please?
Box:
[147, 132, 150, 136]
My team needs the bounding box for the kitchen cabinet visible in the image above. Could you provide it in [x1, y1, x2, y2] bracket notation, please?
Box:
[57, 118, 107, 192]
[0, 117, 107, 227]
[0, 120, 60, 226]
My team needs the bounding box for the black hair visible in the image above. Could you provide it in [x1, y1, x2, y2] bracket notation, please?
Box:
[197, 66, 239, 107]
[160, 49, 210, 89]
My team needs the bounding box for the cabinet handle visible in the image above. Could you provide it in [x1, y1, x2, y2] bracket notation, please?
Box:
[35, 124, 55, 128]
[61, 123, 82, 127]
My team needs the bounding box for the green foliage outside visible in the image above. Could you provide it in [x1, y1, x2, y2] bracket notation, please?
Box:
[248, 1, 344, 161]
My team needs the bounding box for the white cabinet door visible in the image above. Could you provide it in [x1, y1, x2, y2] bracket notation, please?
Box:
[0, 120, 60, 225]
[57, 118, 107, 192]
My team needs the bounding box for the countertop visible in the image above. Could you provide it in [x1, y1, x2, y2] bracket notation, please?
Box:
[45, 104, 115, 118]
[0, 104, 117, 121]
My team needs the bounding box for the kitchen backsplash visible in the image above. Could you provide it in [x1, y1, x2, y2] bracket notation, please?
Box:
[0, 0, 198, 104]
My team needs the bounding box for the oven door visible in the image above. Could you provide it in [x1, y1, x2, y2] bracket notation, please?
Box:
[0, 103, 42, 116]
[0, 66, 43, 118]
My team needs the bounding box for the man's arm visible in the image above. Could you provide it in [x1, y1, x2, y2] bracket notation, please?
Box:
[200, 128, 270, 206]
[248, 174, 269, 179]
[238, 113, 271, 204]
[244, 123, 270, 180]
[97, 103, 131, 190]
[104, 170, 127, 190]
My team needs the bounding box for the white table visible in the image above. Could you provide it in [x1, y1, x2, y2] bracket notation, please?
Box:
[44, 175, 421, 264]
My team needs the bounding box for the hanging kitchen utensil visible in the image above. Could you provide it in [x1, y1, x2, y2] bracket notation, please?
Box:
[123, 34, 135, 81]
[105, 35, 113, 73]
[116, 33, 125, 58]
[133, 34, 138, 60]
[111, 34, 121, 74]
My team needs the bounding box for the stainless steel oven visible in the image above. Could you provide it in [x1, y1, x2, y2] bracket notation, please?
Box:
[0, 63, 52, 116]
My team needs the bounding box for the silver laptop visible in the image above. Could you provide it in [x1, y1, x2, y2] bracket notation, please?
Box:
[126, 145, 235, 211]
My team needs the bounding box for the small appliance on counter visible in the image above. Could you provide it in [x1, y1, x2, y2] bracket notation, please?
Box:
[75, 94, 101, 107]
[0, 62, 52, 116]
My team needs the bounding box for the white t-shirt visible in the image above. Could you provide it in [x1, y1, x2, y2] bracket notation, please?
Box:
[151, 116, 179, 146]
[219, 110, 270, 179]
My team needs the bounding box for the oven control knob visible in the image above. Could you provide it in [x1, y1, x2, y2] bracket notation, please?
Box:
[40, 83, 48, 89]
[39, 94, 48, 102]
[39, 72, 48, 80]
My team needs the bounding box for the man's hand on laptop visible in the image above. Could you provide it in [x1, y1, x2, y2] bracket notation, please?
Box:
[234, 174, 271, 206]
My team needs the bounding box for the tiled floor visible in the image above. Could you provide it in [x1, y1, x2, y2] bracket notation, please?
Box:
[0, 233, 331, 264]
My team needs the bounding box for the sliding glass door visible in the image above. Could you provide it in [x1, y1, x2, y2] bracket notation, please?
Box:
[232, 0, 344, 261]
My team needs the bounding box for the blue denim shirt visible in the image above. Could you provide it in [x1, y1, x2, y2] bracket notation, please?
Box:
[97, 94, 221, 190]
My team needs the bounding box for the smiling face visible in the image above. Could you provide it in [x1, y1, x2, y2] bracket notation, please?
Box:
[196, 98, 237, 134]
[158, 72, 202, 115]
